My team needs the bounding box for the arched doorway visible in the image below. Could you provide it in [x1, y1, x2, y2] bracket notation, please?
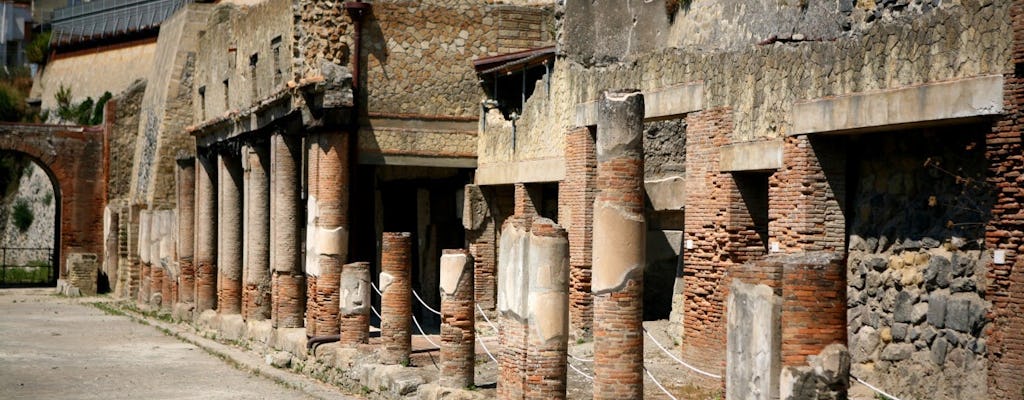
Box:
[0, 152, 60, 287]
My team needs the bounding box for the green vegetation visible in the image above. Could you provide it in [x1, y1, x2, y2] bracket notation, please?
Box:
[25, 31, 51, 64]
[1, 264, 50, 283]
[54, 85, 111, 125]
[0, 67, 42, 123]
[12, 199, 33, 232]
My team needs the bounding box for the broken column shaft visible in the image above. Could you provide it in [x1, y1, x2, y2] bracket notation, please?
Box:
[592, 90, 646, 400]
[194, 152, 218, 313]
[497, 184, 537, 400]
[305, 131, 350, 336]
[217, 151, 243, 315]
[525, 219, 570, 400]
[243, 143, 271, 321]
[177, 157, 196, 305]
[380, 232, 412, 365]
[138, 210, 152, 305]
[440, 249, 475, 389]
[270, 134, 305, 328]
[340, 261, 371, 346]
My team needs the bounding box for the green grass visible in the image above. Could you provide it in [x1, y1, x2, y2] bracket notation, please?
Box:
[2, 264, 51, 283]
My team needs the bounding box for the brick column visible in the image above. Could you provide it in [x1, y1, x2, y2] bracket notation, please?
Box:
[985, 13, 1024, 395]
[525, 219, 569, 400]
[340, 261, 371, 346]
[592, 90, 645, 399]
[464, 185, 497, 311]
[305, 131, 350, 336]
[562, 126, 597, 340]
[217, 151, 243, 315]
[152, 266, 165, 306]
[242, 143, 271, 321]
[270, 133, 304, 328]
[380, 232, 412, 365]
[176, 157, 196, 305]
[439, 249, 475, 388]
[497, 184, 537, 400]
[195, 152, 218, 313]
[778, 252, 848, 398]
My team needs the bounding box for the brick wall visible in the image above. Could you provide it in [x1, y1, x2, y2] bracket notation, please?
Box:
[680, 107, 733, 377]
[769, 135, 847, 253]
[780, 253, 847, 367]
[986, 3, 1024, 396]
[561, 126, 596, 338]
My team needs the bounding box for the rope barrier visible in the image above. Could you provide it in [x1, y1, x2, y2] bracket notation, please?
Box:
[370, 281, 382, 296]
[411, 313, 441, 349]
[568, 353, 593, 363]
[642, 328, 722, 379]
[851, 375, 901, 400]
[370, 304, 382, 320]
[476, 336, 499, 363]
[644, 367, 679, 400]
[568, 360, 593, 381]
[412, 289, 442, 316]
[476, 303, 500, 332]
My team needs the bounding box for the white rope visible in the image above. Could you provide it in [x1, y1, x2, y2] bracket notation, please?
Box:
[475, 303, 500, 332]
[476, 336, 499, 363]
[412, 289, 442, 316]
[370, 281, 382, 296]
[370, 304, 382, 320]
[411, 313, 441, 348]
[642, 328, 722, 379]
[852, 375, 901, 400]
[568, 361, 593, 381]
[568, 353, 593, 363]
[644, 367, 679, 400]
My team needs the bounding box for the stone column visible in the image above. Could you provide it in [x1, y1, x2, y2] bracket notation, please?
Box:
[525, 219, 569, 400]
[439, 249, 475, 388]
[340, 261, 371, 346]
[195, 152, 218, 313]
[380, 232, 412, 365]
[270, 133, 305, 328]
[218, 151, 243, 315]
[592, 90, 645, 400]
[138, 210, 152, 305]
[305, 131, 350, 336]
[177, 157, 196, 305]
[497, 184, 537, 400]
[242, 143, 271, 321]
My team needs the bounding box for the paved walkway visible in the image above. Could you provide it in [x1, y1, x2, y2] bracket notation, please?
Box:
[0, 288, 345, 400]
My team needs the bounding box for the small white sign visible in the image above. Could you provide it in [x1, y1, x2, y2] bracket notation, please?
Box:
[994, 250, 1007, 265]
[770, 242, 780, 253]
[685, 239, 694, 250]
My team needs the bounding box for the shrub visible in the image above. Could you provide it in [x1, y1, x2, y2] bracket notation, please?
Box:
[12, 199, 33, 232]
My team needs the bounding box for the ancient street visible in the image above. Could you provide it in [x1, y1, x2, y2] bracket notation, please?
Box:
[0, 288, 339, 400]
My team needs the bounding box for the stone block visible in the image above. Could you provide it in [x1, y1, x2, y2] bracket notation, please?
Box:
[644, 176, 686, 210]
[944, 295, 985, 333]
[727, 281, 781, 400]
[880, 343, 913, 361]
[719, 140, 783, 172]
[927, 291, 948, 328]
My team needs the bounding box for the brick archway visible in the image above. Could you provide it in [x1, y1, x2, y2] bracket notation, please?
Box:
[0, 123, 106, 282]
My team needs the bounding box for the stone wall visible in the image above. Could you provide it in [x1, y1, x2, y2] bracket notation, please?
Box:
[130, 3, 211, 209]
[479, 1, 1010, 175]
[193, 0, 294, 120]
[846, 127, 992, 399]
[107, 80, 146, 201]
[30, 40, 157, 112]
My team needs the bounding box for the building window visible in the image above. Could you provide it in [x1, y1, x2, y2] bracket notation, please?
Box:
[271, 36, 282, 86]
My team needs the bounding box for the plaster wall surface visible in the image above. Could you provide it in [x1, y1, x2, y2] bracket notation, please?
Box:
[31, 42, 157, 112]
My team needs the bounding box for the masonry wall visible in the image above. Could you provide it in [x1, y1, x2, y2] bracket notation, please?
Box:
[193, 0, 294, 120]
[846, 127, 992, 399]
[107, 80, 146, 202]
[30, 41, 157, 112]
[130, 3, 212, 209]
